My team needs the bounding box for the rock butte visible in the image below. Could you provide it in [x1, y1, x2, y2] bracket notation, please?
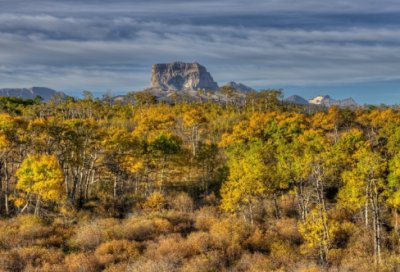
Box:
[150, 62, 219, 91]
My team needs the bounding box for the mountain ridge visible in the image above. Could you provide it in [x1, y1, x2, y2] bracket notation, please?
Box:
[308, 95, 360, 108]
[0, 87, 62, 101]
[284, 94, 360, 108]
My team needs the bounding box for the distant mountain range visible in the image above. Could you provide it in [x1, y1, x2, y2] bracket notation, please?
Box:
[0, 64, 360, 109]
[0, 63, 260, 102]
[284, 94, 360, 108]
[0, 85, 361, 109]
[0, 87, 62, 101]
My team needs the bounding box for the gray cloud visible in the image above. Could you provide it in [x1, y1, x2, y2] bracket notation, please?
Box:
[2, 0, 400, 14]
[0, 2, 400, 103]
[1, 16, 400, 84]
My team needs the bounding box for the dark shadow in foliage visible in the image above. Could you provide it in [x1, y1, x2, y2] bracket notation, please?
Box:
[0, 96, 35, 115]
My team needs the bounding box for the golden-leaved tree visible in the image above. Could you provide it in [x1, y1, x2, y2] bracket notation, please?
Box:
[16, 154, 65, 216]
[220, 140, 268, 224]
[338, 146, 387, 266]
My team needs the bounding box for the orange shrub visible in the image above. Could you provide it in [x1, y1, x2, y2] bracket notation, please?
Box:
[181, 255, 212, 272]
[64, 253, 100, 272]
[73, 218, 118, 250]
[170, 192, 193, 214]
[243, 227, 270, 253]
[129, 259, 176, 272]
[236, 252, 272, 272]
[154, 218, 173, 234]
[162, 210, 194, 234]
[186, 231, 213, 255]
[0, 247, 63, 271]
[110, 217, 155, 241]
[94, 239, 140, 267]
[275, 218, 303, 245]
[210, 217, 252, 250]
[194, 206, 218, 231]
[73, 222, 103, 251]
[145, 234, 190, 267]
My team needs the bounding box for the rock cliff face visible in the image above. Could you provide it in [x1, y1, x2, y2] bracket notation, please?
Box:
[0, 87, 61, 101]
[223, 82, 255, 93]
[150, 62, 219, 91]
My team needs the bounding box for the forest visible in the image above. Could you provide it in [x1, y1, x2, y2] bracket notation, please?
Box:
[0, 89, 400, 271]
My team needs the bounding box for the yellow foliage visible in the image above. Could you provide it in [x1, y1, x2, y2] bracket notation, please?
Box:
[16, 154, 65, 212]
[183, 109, 207, 127]
[299, 206, 339, 262]
[143, 191, 167, 211]
[210, 217, 252, 249]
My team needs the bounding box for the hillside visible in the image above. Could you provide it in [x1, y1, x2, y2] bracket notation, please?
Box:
[0, 92, 397, 271]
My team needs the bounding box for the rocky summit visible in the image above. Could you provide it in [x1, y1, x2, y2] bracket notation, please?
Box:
[150, 62, 219, 91]
[0, 87, 62, 101]
[284, 95, 310, 105]
[223, 82, 256, 93]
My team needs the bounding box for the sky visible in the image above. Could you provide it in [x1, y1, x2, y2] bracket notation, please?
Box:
[1, 0, 400, 104]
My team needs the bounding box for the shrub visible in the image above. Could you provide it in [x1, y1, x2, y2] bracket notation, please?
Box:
[236, 252, 272, 272]
[94, 239, 140, 267]
[186, 231, 213, 255]
[0, 247, 63, 271]
[170, 193, 193, 214]
[145, 234, 189, 267]
[73, 222, 103, 251]
[194, 206, 218, 231]
[180, 255, 213, 272]
[275, 218, 303, 245]
[162, 210, 194, 234]
[110, 217, 155, 241]
[72, 218, 117, 251]
[64, 253, 100, 272]
[154, 218, 173, 234]
[129, 259, 177, 272]
[244, 227, 270, 253]
[210, 217, 252, 250]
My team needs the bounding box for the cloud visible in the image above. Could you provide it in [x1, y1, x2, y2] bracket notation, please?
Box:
[2, 0, 400, 14]
[0, 5, 400, 103]
[0, 65, 150, 94]
[1, 15, 400, 86]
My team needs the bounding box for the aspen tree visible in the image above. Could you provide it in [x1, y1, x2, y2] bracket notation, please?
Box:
[16, 154, 65, 216]
[338, 147, 386, 267]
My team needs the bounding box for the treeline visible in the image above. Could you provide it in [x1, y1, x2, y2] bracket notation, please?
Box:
[0, 90, 400, 271]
